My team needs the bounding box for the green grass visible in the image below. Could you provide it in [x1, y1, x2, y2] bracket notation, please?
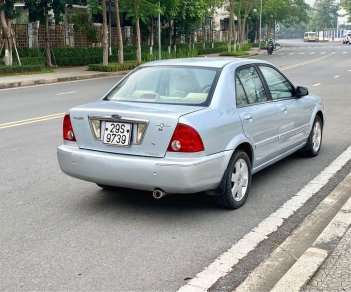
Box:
[219, 51, 250, 57]
[0, 66, 53, 77]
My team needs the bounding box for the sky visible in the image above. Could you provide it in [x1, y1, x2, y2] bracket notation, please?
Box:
[305, 0, 315, 5]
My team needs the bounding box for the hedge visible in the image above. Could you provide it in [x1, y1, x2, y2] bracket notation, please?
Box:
[52, 47, 103, 66]
[1, 41, 243, 68]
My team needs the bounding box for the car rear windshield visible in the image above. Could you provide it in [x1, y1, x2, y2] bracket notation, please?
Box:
[105, 66, 219, 106]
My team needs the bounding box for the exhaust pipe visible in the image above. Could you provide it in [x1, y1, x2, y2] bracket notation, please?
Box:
[153, 188, 167, 199]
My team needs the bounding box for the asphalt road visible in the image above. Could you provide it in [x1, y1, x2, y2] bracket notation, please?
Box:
[0, 39, 351, 290]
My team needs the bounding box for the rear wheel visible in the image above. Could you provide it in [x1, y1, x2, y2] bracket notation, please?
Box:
[213, 150, 252, 209]
[304, 116, 323, 157]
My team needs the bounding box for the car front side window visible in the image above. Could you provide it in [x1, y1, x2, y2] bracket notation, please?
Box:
[235, 66, 268, 105]
[259, 66, 294, 100]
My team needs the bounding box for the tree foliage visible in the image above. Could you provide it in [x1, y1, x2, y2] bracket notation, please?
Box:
[340, 0, 351, 22]
[310, 0, 338, 32]
[25, 0, 66, 24]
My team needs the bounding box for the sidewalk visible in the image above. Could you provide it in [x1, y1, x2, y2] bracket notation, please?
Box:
[304, 226, 351, 291]
[0, 66, 124, 89]
[272, 172, 351, 292]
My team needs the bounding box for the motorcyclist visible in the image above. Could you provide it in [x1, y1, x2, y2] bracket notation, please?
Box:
[267, 38, 274, 54]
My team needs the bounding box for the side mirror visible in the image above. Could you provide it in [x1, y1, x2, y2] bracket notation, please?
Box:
[295, 86, 309, 98]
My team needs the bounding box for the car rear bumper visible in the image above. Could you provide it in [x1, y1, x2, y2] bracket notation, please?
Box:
[57, 145, 232, 193]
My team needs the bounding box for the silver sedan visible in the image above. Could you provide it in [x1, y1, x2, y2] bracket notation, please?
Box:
[57, 58, 324, 209]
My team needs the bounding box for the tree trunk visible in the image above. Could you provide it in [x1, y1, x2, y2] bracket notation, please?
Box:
[228, 0, 234, 52]
[102, 0, 109, 65]
[0, 10, 13, 66]
[135, 17, 141, 62]
[45, 9, 52, 67]
[114, 0, 124, 64]
[150, 18, 154, 47]
[173, 20, 177, 48]
[169, 19, 172, 47]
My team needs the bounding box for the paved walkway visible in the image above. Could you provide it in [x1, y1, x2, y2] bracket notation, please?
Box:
[304, 226, 351, 291]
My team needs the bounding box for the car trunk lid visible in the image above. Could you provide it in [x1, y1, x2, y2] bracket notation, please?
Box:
[69, 101, 204, 158]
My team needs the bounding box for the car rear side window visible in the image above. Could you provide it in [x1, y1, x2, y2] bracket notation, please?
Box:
[235, 66, 268, 106]
[259, 66, 294, 100]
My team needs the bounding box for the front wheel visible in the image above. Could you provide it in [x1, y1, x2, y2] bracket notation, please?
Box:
[213, 150, 252, 209]
[303, 116, 323, 157]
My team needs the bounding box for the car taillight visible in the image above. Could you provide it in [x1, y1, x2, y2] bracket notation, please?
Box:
[167, 123, 204, 152]
[63, 114, 76, 142]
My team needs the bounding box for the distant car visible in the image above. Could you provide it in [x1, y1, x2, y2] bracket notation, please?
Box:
[343, 33, 351, 44]
[304, 31, 319, 42]
[57, 58, 324, 209]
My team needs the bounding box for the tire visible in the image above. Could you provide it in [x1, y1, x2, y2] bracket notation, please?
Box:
[213, 150, 252, 209]
[303, 116, 323, 157]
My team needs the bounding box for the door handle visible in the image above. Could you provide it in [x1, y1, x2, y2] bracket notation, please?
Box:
[243, 113, 253, 121]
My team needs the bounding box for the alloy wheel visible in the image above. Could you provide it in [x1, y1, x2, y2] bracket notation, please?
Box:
[312, 121, 322, 153]
[231, 158, 249, 202]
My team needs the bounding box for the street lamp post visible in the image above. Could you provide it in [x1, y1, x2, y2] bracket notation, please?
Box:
[158, 1, 161, 60]
[259, 0, 262, 50]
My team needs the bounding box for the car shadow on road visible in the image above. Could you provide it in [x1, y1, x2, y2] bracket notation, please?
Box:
[71, 151, 320, 220]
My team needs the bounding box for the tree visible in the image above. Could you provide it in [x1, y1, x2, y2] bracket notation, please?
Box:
[259, 0, 309, 40]
[121, 0, 159, 62]
[67, 10, 98, 44]
[102, 0, 108, 65]
[115, 0, 123, 64]
[310, 0, 338, 39]
[25, 0, 66, 67]
[227, 0, 235, 51]
[175, 0, 208, 48]
[234, 0, 258, 43]
[341, 0, 351, 22]
[0, 0, 16, 65]
[160, 0, 180, 48]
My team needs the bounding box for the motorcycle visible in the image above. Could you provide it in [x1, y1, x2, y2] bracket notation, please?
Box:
[267, 43, 274, 55]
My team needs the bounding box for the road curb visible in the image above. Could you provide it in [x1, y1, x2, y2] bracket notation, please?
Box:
[271, 182, 351, 292]
[0, 71, 128, 90]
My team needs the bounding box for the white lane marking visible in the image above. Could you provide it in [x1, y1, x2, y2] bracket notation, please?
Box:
[299, 53, 305, 55]
[280, 52, 335, 71]
[321, 52, 326, 55]
[334, 75, 340, 78]
[310, 52, 315, 55]
[342, 52, 348, 54]
[178, 146, 351, 292]
[0, 113, 65, 129]
[289, 53, 295, 55]
[313, 83, 322, 87]
[56, 91, 77, 96]
[348, 70, 351, 72]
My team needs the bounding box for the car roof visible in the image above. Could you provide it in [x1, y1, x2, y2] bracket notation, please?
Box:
[140, 57, 270, 69]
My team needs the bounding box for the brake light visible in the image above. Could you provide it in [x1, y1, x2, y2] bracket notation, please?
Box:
[167, 123, 204, 152]
[63, 114, 76, 141]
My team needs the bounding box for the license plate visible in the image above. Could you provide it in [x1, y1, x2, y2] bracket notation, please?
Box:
[103, 122, 132, 146]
